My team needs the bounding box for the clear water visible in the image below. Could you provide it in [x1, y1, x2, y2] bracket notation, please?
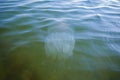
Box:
[0, 0, 120, 80]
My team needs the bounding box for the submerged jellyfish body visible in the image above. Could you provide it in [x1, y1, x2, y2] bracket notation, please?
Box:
[45, 23, 75, 58]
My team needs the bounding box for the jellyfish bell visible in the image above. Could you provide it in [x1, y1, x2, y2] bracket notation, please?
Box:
[47, 23, 74, 33]
[45, 23, 75, 59]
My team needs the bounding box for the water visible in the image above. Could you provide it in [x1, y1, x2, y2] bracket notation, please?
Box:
[0, 0, 120, 80]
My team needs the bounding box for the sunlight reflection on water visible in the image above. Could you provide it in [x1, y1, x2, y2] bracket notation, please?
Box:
[0, 0, 120, 80]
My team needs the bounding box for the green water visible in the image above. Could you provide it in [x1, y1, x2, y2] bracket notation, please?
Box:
[0, 0, 120, 80]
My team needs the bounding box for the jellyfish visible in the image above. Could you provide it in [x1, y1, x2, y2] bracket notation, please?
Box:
[45, 23, 75, 58]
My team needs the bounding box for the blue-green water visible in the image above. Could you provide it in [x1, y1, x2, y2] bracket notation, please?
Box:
[0, 0, 120, 80]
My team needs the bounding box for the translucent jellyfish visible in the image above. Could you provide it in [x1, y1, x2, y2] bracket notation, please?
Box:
[45, 23, 75, 58]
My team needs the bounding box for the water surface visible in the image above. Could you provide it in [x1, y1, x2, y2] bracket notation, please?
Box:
[0, 0, 120, 80]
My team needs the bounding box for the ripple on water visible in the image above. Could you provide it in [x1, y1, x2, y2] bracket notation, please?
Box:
[0, 0, 120, 80]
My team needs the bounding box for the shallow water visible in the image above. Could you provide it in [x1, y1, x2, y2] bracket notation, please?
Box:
[0, 0, 120, 80]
